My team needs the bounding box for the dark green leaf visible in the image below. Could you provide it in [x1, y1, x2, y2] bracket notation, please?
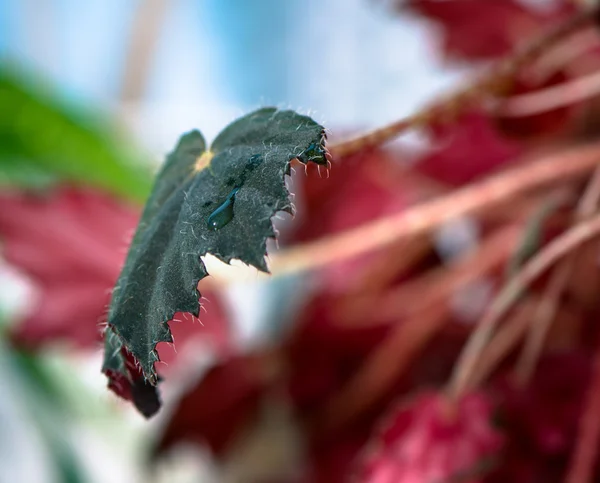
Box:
[103, 108, 327, 411]
[0, 66, 152, 201]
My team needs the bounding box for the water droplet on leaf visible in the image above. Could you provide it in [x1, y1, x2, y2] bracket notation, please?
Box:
[207, 188, 239, 231]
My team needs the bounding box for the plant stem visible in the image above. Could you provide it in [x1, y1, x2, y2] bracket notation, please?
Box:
[330, 6, 599, 157]
[317, 225, 519, 430]
[496, 69, 600, 118]
[513, 167, 600, 384]
[119, 0, 169, 104]
[469, 301, 539, 389]
[338, 225, 521, 326]
[447, 212, 600, 401]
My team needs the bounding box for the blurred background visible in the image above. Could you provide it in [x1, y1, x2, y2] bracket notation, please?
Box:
[3, 0, 600, 482]
[0, 2, 455, 482]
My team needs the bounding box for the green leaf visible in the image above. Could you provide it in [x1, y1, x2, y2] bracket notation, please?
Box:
[0, 66, 152, 201]
[104, 108, 327, 397]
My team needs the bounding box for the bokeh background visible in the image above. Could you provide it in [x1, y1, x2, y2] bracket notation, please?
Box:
[3, 1, 600, 482]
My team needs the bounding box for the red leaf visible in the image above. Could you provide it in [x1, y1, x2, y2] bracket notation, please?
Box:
[417, 111, 522, 186]
[104, 346, 161, 418]
[487, 352, 591, 482]
[0, 187, 138, 348]
[155, 351, 278, 457]
[289, 150, 411, 241]
[566, 339, 600, 483]
[285, 293, 390, 415]
[358, 391, 503, 483]
[496, 353, 590, 457]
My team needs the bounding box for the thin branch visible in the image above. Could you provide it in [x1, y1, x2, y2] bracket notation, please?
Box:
[533, 27, 600, 76]
[337, 225, 521, 326]
[514, 166, 600, 384]
[496, 69, 600, 118]
[469, 297, 580, 388]
[448, 211, 600, 401]
[468, 302, 538, 389]
[513, 259, 575, 384]
[577, 165, 600, 217]
[269, 142, 600, 277]
[119, 0, 169, 103]
[316, 225, 519, 431]
[330, 6, 599, 157]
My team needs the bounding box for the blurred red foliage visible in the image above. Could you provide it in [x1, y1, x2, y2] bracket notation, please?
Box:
[0, 187, 138, 348]
[417, 110, 523, 185]
[156, 352, 276, 456]
[487, 353, 592, 483]
[357, 391, 502, 483]
[5, 1, 600, 481]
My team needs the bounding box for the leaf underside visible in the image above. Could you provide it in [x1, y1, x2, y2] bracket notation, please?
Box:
[102, 108, 328, 416]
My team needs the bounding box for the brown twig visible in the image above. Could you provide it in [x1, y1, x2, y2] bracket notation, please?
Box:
[329, 7, 599, 158]
[343, 234, 433, 298]
[342, 173, 546, 300]
[533, 27, 600, 76]
[269, 142, 600, 277]
[469, 299, 580, 388]
[468, 302, 538, 389]
[448, 212, 600, 401]
[337, 225, 521, 326]
[565, 335, 600, 483]
[514, 166, 600, 384]
[496, 69, 600, 118]
[316, 225, 520, 433]
[119, 0, 169, 103]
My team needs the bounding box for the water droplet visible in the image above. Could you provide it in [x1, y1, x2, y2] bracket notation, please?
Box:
[207, 188, 239, 231]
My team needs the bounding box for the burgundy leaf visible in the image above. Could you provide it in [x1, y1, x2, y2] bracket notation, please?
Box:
[358, 391, 503, 483]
